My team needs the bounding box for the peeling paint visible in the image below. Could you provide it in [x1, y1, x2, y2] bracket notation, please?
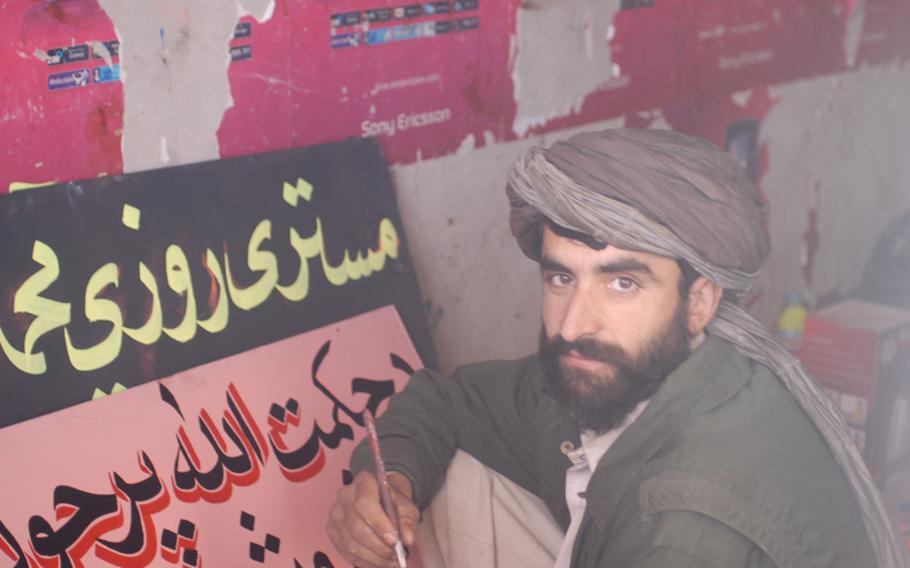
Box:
[236, 0, 275, 23]
[757, 63, 910, 325]
[159, 136, 170, 165]
[511, 0, 621, 137]
[731, 90, 753, 107]
[843, 0, 867, 67]
[90, 39, 114, 66]
[455, 133, 478, 156]
[96, 0, 237, 174]
[583, 10, 593, 61]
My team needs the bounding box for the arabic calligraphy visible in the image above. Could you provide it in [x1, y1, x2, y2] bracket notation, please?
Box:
[0, 178, 401, 378]
[0, 343, 410, 567]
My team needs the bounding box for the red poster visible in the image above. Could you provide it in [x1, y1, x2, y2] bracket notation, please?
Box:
[856, 0, 910, 64]
[0, 0, 123, 193]
[533, 0, 857, 135]
[1, 0, 907, 189]
[218, 0, 519, 165]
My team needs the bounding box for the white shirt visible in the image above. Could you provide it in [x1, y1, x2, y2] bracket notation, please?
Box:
[553, 400, 650, 568]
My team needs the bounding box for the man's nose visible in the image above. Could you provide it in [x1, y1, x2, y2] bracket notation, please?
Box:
[557, 290, 599, 343]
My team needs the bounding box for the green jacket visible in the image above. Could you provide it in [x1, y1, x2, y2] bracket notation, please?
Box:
[351, 336, 877, 567]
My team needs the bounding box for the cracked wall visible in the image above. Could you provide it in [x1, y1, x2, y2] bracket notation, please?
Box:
[95, 0, 273, 172]
[3, 0, 907, 372]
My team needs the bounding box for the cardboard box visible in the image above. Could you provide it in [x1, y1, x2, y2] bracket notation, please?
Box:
[798, 299, 910, 481]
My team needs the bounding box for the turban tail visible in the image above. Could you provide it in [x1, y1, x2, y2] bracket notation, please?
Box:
[507, 128, 905, 568]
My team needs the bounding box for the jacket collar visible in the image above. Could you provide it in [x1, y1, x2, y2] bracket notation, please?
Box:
[583, 335, 754, 530]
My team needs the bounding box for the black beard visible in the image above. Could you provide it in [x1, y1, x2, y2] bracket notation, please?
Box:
[538, 301, 692, 434]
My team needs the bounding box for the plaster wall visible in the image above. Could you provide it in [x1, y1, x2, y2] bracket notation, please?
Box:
[77, 1, 910, 372]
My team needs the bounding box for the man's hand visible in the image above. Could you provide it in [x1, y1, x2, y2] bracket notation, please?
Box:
[326, 471, 420, 568]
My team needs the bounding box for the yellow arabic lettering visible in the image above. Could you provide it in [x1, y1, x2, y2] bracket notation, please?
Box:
[64, 263, 123, 372]
[198, 249, 229, 333]
[0, 241, 71, 375]
[124, 262, 163, 345]
[371, 218, 400, 267]
[319, 217, 400, 287]
[225, 220, 279, 311]
[162, 245, 197, 343]
[276, 228, 321, 302]
[0, 190, 404, 377]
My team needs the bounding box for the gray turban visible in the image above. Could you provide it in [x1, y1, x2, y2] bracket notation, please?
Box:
[508, 128, 769, 292]
[507, 128, 905, 568]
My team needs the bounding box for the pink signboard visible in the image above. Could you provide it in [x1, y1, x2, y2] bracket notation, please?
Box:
[0, 305, 422, 568]
[0, 137, 436, 567]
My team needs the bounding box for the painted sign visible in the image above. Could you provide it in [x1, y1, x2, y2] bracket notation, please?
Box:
[0, 137, 435, 566]
[0, 137, 435, 427]
[0, 306, 422, 567]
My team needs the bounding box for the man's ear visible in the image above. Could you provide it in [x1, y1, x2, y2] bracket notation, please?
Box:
[686, 276, 723, 336]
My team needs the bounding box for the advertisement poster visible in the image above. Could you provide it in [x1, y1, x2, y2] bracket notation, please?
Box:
[2, 0, 908, 189]
[0, 137, 435, 566]
[531, 0, 857, 135]
[855, 0, 910, 65]
[218, 0, 519, 165]
[0, 0, 124, 193]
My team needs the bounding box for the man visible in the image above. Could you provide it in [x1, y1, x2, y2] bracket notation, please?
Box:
[326, 129, 904, 567]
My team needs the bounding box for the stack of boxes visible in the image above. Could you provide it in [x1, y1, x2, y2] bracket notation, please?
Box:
[798, 299, 910, 482]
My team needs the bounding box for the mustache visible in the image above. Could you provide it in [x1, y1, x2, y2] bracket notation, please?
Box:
[541, 334, 629, 364]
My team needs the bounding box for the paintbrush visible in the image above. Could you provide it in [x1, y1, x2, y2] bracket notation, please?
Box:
[363, 410, 407, 568]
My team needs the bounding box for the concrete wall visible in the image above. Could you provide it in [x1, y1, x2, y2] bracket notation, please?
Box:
[397, 63, 910, 372]
[77, 1, 910, 372]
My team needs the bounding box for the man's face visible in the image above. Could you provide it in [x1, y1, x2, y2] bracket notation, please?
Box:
[538, 224, 692, 432]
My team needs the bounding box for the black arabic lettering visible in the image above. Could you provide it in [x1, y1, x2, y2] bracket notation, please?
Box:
[312, 550, 336, 568]
[171, 383, 269, 503]
[94, 451, 170, 567]
[27, 485, 119, 568]
[268, 340, 398, 482]
[0, 519, 33, 568]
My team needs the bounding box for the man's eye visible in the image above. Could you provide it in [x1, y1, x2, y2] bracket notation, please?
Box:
[608, 276, 638, 293]
[547, 273, 572, 287]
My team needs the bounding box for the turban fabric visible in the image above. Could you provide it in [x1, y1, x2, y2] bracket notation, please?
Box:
[507, 128, 905, 568]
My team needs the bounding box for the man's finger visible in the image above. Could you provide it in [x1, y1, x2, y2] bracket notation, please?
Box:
[345, 538, 398, 568]
[326, 480, 397, 565]
[352, 472, 401, 545]
[328, 510, 396, 568]
[387, 472, 419, 546]
[352, 492, 400, 548]
[394, 497, 420, 547]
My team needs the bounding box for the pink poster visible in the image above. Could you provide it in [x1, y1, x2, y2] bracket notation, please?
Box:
[856, 0, 910, 64]
[0, 305, 422, 568]
[0, 0, 123, 194]
[536, 0, 856, 135]
[2, 0, 907, 191]
[218, 0, 518, 165]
